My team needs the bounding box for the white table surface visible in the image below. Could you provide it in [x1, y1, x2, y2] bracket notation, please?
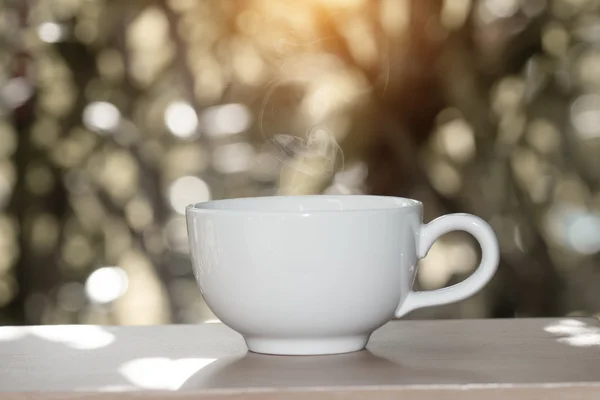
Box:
[1, 318, 600, 399]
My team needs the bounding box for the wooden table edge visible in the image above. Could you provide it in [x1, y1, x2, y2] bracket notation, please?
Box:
[6, 382, 600, 400]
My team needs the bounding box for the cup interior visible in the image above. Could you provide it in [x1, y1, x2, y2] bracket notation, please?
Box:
[187, 195, 421, 213]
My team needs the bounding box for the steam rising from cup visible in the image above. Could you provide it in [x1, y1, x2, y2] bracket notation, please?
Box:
[266, 127, 344, 195]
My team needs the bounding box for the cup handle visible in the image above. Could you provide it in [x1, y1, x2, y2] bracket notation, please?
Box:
[395, 213, 500, 318]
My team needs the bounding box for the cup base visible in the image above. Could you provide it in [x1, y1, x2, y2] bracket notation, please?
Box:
[244, 335, 370, 356]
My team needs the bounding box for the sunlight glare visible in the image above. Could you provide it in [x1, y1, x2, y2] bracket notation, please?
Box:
[201, 104, 251, 137]
[119, 357, 217, 390]
[546, 319, 600, 347]
[169, 176, 211, 214]
[83, 102, 121, 133]
[571, 94, 600, 139]
[85, 266, 129, 304]
[0, 326, 26, 341]
[28, 325, 116, 350]
[38, 22, 65, 43]
[164, 101, 198, 138]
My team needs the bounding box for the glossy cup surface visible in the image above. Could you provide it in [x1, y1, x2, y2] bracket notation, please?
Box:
[186, 195, 422, 355]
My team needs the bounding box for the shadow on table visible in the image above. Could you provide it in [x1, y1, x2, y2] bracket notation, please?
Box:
[180, 349, 485, 390]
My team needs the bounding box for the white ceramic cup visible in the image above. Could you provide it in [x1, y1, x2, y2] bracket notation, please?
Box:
[186, 195, 499, 356]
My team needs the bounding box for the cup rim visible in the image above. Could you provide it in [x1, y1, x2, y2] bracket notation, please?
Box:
[185, 194, 422, 215]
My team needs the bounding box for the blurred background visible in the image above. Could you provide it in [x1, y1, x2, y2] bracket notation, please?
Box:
[1, 0, 600, 327]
